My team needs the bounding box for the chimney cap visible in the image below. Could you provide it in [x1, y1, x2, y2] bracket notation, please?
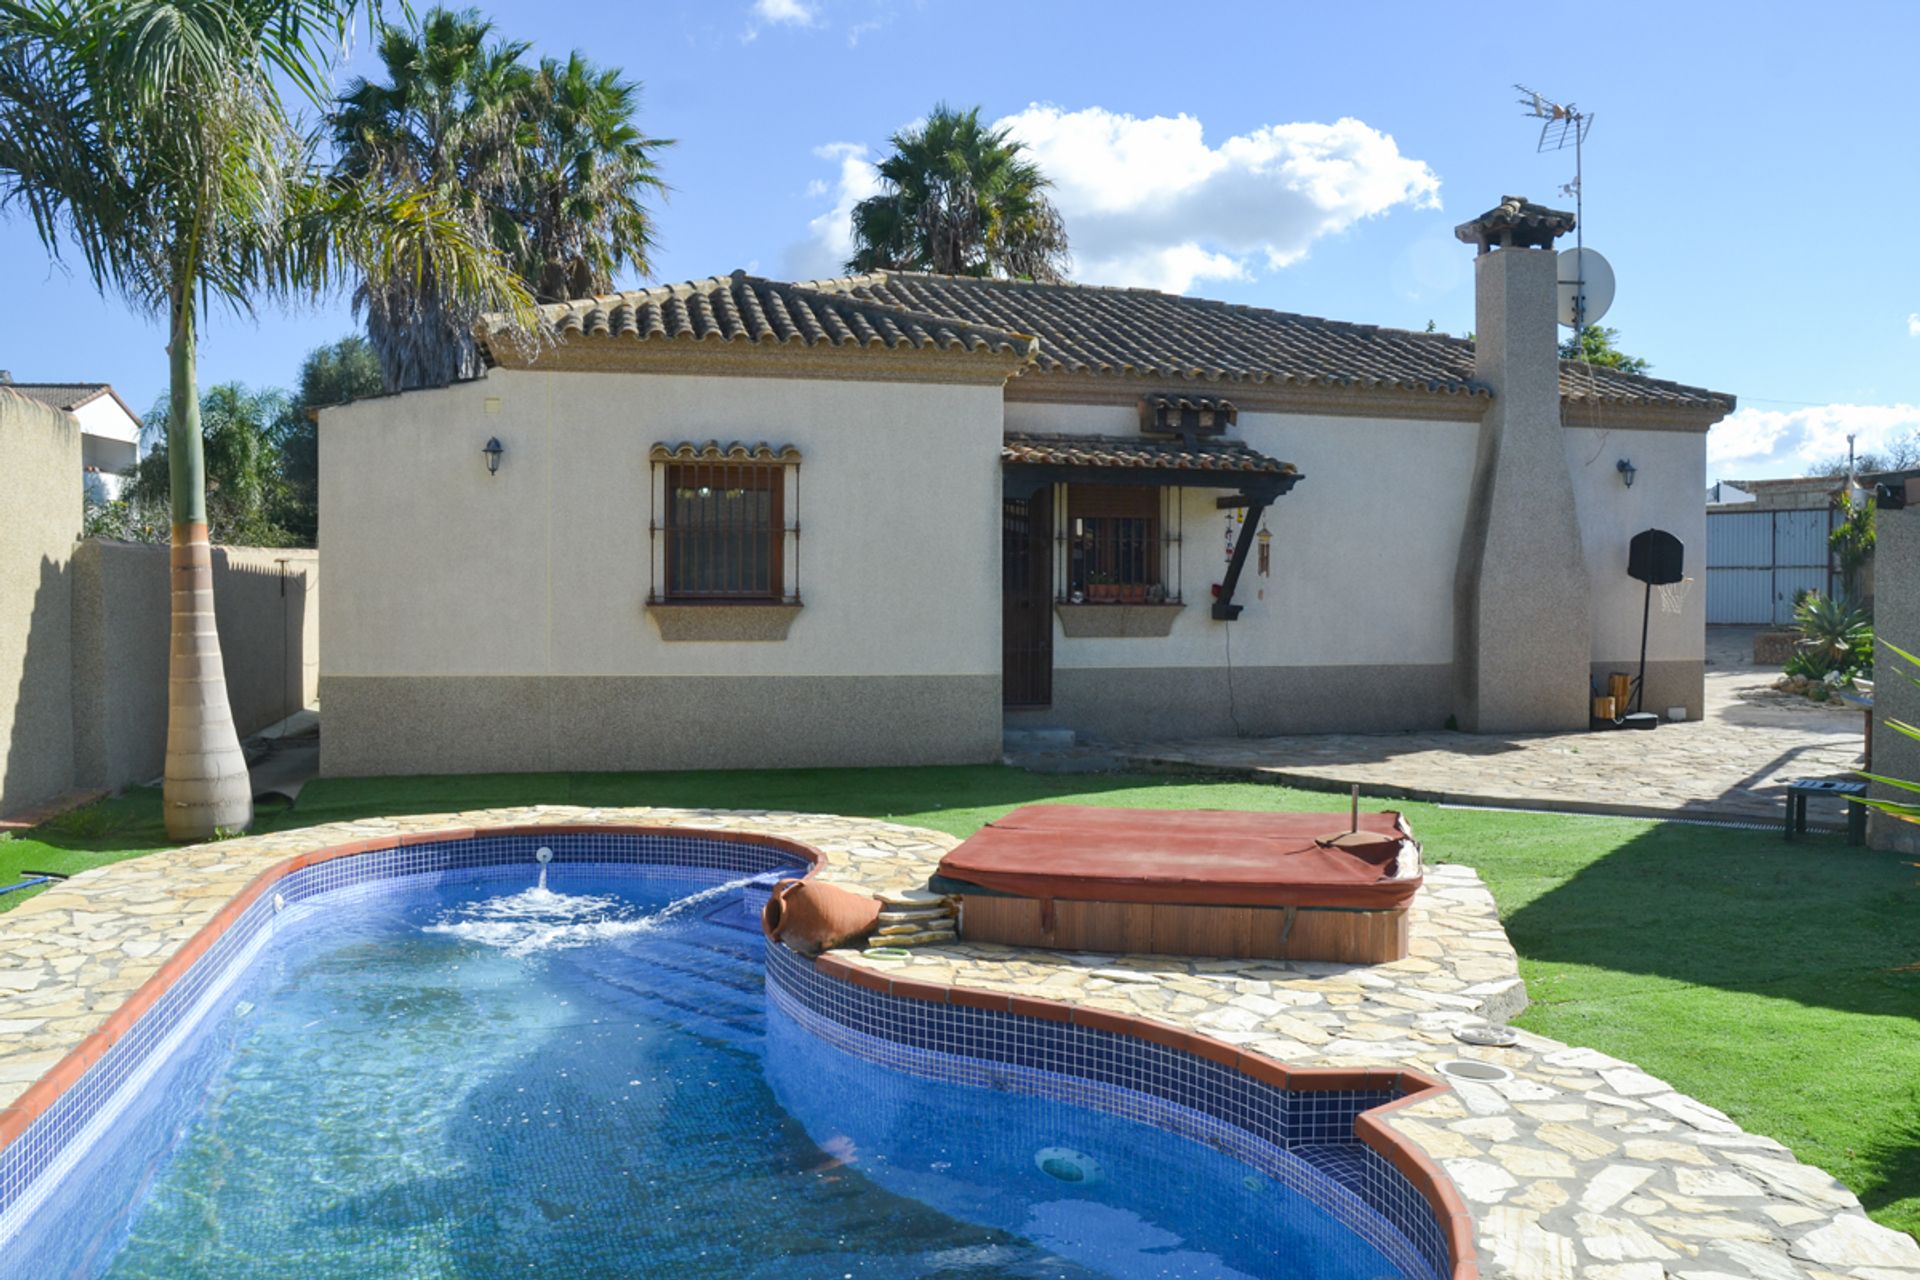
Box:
[1455, 195, 1576, 254]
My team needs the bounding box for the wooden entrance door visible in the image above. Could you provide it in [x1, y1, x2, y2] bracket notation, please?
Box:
[1002, 489, 1052, 707]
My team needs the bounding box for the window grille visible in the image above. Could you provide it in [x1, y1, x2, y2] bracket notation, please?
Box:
[648, 443, 801, 603]
[1057, 483, 1181, 603]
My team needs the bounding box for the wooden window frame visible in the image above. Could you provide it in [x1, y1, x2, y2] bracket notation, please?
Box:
[1066, 483, 1164, 603]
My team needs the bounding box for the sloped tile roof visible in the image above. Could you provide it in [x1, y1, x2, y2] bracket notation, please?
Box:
[480, 268, 1731, 417]
[815, 272, 1485, 397]
[808, 272, 1732, 415]
[3, 382, 114, 411]
[1003, 432, 1296, 475]
[478, 270, 1034, 361]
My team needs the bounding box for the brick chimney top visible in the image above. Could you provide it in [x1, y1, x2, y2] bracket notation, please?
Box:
[1454, 195, 1576, 255]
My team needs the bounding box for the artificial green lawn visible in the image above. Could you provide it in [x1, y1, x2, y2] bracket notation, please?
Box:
[5, 765, 1916, 1236]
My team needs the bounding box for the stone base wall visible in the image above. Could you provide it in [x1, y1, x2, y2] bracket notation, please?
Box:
[1041, 663, 1454, 740]
[319, 674, 1001, 776]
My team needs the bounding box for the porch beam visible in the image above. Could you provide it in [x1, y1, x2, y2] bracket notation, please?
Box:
[1212, 496, 1273, 622]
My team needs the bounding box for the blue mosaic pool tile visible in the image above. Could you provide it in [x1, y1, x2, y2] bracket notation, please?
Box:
[0, 832, 807, 1246]
[764, 942, 1452, 1280]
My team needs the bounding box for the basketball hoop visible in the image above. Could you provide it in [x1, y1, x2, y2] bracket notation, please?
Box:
[1656, 575, 1694, 616]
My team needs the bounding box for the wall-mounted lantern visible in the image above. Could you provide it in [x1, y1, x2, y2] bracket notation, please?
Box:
[1616, 458, 1636, 489]
[1256, 525, 1272, 577]
[483, 436, 503, 477]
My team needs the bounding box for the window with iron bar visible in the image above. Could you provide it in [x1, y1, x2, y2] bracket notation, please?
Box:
[648, 451, 801, 603]
[1062, 484, 1179, 603]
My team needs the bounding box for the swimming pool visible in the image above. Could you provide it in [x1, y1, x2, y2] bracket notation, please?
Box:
[0, 833, 1449, 1279]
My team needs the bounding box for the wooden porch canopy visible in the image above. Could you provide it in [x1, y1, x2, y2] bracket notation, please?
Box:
[1001, 432, 1303, 621]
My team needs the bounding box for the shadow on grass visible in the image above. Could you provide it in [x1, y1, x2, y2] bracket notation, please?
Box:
[1500, 820, 1920, 1018]
[1492, 817, 1919, 1237]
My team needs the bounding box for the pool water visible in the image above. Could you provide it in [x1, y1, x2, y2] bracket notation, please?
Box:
[5, 868, 1408, 1280]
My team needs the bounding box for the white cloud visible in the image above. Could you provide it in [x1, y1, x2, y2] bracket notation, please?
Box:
[789, 105, 1440, 294]
[752, 0, 814, 24]
[1907, 312, 1920, 337]
[784, 143, 882, 279]
[1709, 402, 1920, 477]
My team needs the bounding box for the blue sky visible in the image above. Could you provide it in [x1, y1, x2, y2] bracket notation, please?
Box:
[4, 0, 1915, 480]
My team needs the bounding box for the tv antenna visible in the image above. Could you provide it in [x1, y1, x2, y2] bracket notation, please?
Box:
[1515, 84, 1603, 330]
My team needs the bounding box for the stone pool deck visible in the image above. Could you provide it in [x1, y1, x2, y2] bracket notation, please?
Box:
[2, 805, 1914, 1280]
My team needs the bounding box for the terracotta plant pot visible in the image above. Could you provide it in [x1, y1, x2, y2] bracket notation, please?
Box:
[762, 879, 884, 955]
[1088, 583, 1119, 603]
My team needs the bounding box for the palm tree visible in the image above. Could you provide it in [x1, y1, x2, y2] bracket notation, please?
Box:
[0, 0, 531, 839]
[513, 52, 668, 304]
[128, 384, 298, 548]
[332, 7, 531, 390]
[332, 9, 670, 389]
[846, 104, 1069, 282]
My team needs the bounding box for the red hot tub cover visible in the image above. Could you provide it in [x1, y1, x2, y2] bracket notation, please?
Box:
[936, 805, 1421, 910]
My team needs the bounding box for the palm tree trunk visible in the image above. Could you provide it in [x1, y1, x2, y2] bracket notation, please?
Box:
[162, 296, 252, 840]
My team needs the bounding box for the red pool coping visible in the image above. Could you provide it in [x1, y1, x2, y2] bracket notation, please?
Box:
[0, 822, 1475, 1280]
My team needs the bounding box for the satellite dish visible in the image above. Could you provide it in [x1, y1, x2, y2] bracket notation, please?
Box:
[1556, 246, 1615, 328]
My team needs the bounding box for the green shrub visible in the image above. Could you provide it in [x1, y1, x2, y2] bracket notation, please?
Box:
[1794, 593, 1874, 679]
[1862, 639, 1920, 825]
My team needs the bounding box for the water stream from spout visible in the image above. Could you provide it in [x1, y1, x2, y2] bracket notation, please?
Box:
[423, 855, 760, 958]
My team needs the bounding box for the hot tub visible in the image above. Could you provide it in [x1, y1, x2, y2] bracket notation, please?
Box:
[933, 805, 1422, 963]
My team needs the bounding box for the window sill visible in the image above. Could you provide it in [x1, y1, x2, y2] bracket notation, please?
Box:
[1054, 602, 1184, 639]
[645, 601, 802, 642]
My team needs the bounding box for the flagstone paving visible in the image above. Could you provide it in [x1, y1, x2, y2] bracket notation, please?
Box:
[1110, 659, 1867, 827]
[2, 804, 1914, 1280]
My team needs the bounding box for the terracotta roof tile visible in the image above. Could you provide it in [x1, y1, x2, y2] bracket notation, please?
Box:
[2, 381, 115, 412]
[1454, 194, 1578, 251]
[1003, 432, 1296, 476]
[808, 272, 1732, 415]
[478, 270, 1035, 362]
[480, 268, 1732, 417]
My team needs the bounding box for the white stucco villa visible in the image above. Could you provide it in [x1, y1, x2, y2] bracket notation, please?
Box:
[0, 376, 143, 503]
[317, 195, 1733, 776]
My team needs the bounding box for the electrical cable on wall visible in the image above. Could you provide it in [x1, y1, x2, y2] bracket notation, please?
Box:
[1223, 617, 1245, 738]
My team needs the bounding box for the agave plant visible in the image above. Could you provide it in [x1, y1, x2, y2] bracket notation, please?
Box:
[1860, 639, 1920, 825]
[1794, 593, 1874, 674]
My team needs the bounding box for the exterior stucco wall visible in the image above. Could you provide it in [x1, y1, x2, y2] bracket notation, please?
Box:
[1869, 496, 1919, 853]
[1069, 410, 1476, 676]
[0, 392, 79, 817]
[1007, 397, 1705, 737]
[70, 542, 317, 793]
[4, 392, 316, 813]
[319, 369, 1006, 775]
[1566, 425, 1708, 719]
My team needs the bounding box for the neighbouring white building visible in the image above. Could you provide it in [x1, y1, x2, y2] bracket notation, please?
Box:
[318, 195, 1734, 776]
[0, 376, 143, 502]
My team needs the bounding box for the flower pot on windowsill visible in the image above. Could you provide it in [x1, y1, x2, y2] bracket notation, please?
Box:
[1087, 583, 1120, 603]
[1117, 584, 1149, 604]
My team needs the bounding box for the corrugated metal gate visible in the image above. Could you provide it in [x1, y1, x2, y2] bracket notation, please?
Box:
[1706, 507, 1834, 624]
